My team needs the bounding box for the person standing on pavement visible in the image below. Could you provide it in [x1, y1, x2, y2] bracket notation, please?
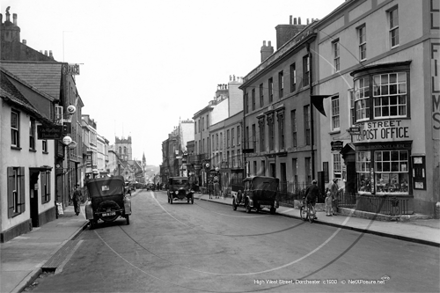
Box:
[325, 190, 333, 216]
[305, 179, 319, 219]
[71, 184, 83, 216]
[328, 178, 340, 215]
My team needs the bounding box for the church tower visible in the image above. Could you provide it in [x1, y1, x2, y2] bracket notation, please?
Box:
[115, 136, 132, 161]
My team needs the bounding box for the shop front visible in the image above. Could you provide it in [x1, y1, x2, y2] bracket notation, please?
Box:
[348, 62, 418, 215]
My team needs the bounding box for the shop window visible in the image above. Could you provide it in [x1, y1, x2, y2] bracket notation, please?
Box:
[375, 150, 409, 194]
[356, 150, 409, 195]
[356, 151, 372, 193]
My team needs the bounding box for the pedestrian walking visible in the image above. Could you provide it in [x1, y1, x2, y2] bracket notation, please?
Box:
[71, 184, 83, 216]
[325, 190, 333, 216]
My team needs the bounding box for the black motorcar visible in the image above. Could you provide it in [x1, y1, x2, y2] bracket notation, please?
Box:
[167, 177, 194, 204]
[85, 175, 131, 229]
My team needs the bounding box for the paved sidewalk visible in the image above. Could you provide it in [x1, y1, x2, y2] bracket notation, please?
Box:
[195, 193, 440, 246]
[0, 205, 88, 293]
[1, 190, 438, 293]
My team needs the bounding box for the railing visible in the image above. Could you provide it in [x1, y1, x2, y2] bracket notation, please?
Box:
[278, 182, 309, 206]
[337, 190, 356, 208]
[356, 195, 411, 216]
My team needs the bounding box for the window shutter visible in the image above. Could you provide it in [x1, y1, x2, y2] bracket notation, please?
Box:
[19, 167, 25, 213]
[41, 171, 46, 203]
[7, 167, 14, 218]
[48, 171, 51, 202]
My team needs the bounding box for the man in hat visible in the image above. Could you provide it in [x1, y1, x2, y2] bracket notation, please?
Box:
[305, 179, 319, 220]
[71, 184, 83, 216]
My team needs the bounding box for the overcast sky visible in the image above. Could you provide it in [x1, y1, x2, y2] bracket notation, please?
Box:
[1, 0, 343, 166]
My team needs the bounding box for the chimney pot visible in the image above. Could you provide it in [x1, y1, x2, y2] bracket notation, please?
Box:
[294, 17, 297, 25]
[268, 41, 272, 47]
[298, 17, 301, 24]
[13, 13, 17, 25]
[263, 40, 266, 46]
[289, 15, 292, 25]
[22, 39, 26, 45]
[44, 50, 48, 56]
[49, 50, 53, 58]
[307, 18, 310, 25]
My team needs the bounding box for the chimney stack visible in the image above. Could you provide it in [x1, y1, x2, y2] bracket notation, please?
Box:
[13, 13, 17, 25]
[260, 40, 274, 63]
[275, 16, 308, 49]
[22, 39, 26, 45]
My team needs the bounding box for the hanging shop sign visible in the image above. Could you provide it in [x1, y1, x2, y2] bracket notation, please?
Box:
[331, 141, 344, 151]
[354, 119, 411, 143]
[37, 125, 64, 139]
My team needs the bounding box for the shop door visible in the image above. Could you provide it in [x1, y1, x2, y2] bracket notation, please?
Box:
[29, 170, 40, 227]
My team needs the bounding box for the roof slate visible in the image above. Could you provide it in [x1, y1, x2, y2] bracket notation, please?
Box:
[0, 61, 62, 101]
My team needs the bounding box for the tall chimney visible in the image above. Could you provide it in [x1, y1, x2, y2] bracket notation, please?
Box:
[275, 16, 308, 49]
[289, 15, 292, 25]
[261, 40, 274, 63]
[13, 13, 17, 25]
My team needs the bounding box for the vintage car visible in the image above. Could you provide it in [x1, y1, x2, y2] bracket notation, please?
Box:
[232, 176, 279, 214]
[167, 177, 194, 204]
[85, 175, 131, 229]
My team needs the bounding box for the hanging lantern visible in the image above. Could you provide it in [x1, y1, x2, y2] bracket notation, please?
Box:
[62, 135, 72, 145]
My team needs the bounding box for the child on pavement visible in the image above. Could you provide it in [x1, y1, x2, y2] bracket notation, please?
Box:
[325, 190, 333, 216]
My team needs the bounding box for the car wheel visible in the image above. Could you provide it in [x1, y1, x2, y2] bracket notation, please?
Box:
[191, 196, 194, 204]
[232, 198, 237, 211]
[245, 201, 252, 213]
[89, 220, 97, 230]
[126, 215, 130, 225]
[98, 200, 120, 222]
[270, 207, 276, 214]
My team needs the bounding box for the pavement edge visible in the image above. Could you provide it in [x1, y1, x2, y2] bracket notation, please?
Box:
[12, 221, 89, 293]
[196, 196, 440, 248]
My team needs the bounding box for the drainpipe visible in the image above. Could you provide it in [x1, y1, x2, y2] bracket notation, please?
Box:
[307, 43, 316, 180]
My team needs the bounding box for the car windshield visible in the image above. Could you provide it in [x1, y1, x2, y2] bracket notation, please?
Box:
[87, 177, 125, 197]
[253, 178, 278, 191]
[171, 179, 187, 185]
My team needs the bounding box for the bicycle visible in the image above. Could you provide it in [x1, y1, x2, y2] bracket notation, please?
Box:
[300, 197, 316, 223]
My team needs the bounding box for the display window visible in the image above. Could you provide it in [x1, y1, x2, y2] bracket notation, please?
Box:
[356, 149, 409, 195]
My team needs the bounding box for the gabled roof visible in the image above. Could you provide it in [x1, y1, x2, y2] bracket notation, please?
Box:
[0, 61, 62, 101]
[0, 69, 52, 124]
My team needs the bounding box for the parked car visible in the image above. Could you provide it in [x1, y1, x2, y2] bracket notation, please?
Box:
[167, 177, 194, 204]
[85, 175, 132, 229]
[232, 176, 279, 214]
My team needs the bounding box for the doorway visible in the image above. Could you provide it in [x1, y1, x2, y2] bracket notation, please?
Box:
[29, 169, 40, 227]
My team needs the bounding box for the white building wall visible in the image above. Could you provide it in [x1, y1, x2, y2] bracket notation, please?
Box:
[0, 102, 55, 233]
[211, 98, 229, 125]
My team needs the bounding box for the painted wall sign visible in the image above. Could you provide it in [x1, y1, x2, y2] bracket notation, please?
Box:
[432, 43, 440, 140]
[354, 119, 410, 143]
